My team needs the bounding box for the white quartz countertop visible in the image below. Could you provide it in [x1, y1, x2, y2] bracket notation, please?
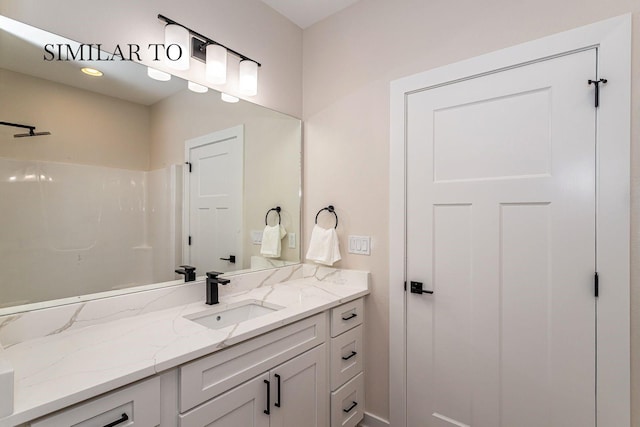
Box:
[0, 266, 369, 426]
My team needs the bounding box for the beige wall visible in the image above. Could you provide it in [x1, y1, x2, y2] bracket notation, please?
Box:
[0, 0, 303, 118]
[149, 89, 301, 267]
[302, 0, 640, 422]
[0, 69, 150, 170]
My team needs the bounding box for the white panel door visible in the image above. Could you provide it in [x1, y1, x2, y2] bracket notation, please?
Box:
[406, 50, 597, 427]
[186, 126, 243, 274]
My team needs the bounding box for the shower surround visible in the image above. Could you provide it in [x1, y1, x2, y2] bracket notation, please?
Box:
[0, 157, 182, 307]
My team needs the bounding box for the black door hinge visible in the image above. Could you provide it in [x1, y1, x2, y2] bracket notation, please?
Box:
[588, 79, 607, 108]
[594, 272, 599, 298]
[185, 161, 192, 173]
[188, 235, 192, 246]
[404, 281, 407, 291]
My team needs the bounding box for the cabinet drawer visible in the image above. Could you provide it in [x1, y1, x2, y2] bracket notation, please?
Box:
[30, 376, 160, 427]
[180, 313, 326, 412]
[331, 372, 364, 427]
[330, 299, 363, 337]
[330, 325, 363, 390]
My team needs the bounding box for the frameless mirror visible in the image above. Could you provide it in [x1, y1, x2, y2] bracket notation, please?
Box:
[0, 16, 301, 312]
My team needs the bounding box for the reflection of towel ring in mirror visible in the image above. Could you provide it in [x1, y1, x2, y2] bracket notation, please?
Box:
[265, 206, 281, 225]
[315, 205, 338, 229]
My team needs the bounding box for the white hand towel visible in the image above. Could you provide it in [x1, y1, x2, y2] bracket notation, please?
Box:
[260, 224, 287, 258]
[305, 224, 341, 266]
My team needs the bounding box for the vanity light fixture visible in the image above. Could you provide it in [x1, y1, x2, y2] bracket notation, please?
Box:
[81, 67, 103, 77]
[147, 67, 171, 81]
[158, 14, 261, 96]
[164, 23, 190, 70]
[188, 81, 208, 93]
[206, 44, 227, 84]
[238, 60, 258, 96]
[221, 93, 239, 103]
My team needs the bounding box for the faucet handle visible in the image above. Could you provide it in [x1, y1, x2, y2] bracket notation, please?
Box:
[206, 271, 224, 279]
[176, 265, 197, 282]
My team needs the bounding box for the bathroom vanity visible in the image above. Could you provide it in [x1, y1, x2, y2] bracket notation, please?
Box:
[0, 265, 368, 427]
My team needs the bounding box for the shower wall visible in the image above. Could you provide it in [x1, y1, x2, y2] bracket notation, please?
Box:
[0, 157, 181, 307]
[147, 164, 183, 285]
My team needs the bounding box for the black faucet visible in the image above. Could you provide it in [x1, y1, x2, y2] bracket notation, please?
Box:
[206, 271, 230, 305]
[175, 265, 196, 282]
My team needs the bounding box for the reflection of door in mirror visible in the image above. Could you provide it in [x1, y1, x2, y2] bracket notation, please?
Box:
[185, 126, 244, 275]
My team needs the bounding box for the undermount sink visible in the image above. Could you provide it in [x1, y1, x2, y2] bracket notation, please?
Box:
[185, 300, 284, 330]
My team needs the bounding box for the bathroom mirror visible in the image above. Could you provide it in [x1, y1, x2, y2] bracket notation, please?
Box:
[0, 16, 302, 312]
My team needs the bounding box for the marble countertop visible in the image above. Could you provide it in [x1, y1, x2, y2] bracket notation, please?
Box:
[0, 266, 369, 426]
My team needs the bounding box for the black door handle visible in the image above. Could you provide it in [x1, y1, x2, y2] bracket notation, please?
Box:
[341, 313, 357, 321]
[220, 255, 236, 263]
[410, 281, 433, 295]
[103, 413, 129, 427]
[264, 379, 270, 414]
[274, 373, 281, 407]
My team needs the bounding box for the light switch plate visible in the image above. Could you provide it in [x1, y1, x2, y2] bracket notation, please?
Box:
[348, 235, 371, 255]
[288, 232, 296, 249]
[251, 230, 263, 245]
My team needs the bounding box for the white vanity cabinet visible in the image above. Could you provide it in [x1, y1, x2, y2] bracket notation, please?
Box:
[179, 313, 328, 427]
[329, 299, 365, 427]
[15, 296, 367, 427]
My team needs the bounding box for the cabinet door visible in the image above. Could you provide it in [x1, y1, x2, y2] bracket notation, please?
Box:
[179, 373, 270, 427]
[269, 344, 327, 427]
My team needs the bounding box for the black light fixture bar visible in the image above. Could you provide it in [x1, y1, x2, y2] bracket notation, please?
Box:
[157, 14, 261, 67]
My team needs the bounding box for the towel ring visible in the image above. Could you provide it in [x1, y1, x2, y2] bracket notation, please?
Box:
[315, 205, 338, 229]
[265, 206, 281, 225]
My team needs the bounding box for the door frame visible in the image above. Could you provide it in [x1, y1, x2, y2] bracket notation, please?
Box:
[389, 15, 630, 427]
[183, 125, 244, 272]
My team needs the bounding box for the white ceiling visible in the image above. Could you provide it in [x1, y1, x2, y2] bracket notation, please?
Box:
[261, 0, 360, 29]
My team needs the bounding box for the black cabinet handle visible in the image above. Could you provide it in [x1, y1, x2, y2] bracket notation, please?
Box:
[342, 351, 358, 361]
[341, 313, 357, 321]
[274, 373, 281, 407]
[343, 401, 358, 413]
[103, 413, 129, 427]
[264, 379, 271, 415]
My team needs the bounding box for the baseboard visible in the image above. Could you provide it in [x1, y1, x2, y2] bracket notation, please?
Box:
[358, 412, 390, 427]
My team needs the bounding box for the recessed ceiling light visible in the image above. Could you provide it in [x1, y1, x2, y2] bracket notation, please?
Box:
[81, 67, 103, 77]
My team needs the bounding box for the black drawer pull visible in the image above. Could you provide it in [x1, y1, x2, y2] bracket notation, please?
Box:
[341, 313, 357, 321]
[103, 413, 129, 427]
[264, 379, 271, 414]
[342, 351, 358, 361]
[343, 401, 358, 413]
[274, 373, 281, 407]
